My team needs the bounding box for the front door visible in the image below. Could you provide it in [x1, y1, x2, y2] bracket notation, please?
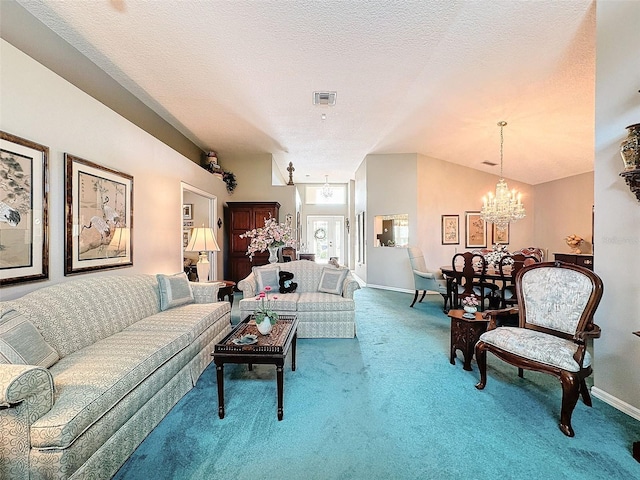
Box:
[307, 215, 344, 264]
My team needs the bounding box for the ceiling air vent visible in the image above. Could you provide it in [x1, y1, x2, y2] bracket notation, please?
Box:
[482, 161, 498, 166]
[313, 91, 337, 106]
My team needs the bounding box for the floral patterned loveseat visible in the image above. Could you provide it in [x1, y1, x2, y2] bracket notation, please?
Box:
[238, 260, 360, 338]
[0, 274, 231, 480]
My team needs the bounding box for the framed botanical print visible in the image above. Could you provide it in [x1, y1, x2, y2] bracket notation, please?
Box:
[0, 131, 49, 286]
[441, 214, 459, 245]
[465, 211, 487, 248]
[65, 154, 133, 275]
[492, 223, 510, 245]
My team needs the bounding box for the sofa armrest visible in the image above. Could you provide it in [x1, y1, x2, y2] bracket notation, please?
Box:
[238, 272, 258, 298]
[342, 274, 361, 299]
[1, 365, 54, 479]
[1, 364, 54, 411]
[190, 282, 220, 304]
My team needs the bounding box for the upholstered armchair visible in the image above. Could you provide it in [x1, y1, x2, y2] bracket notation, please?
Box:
[475, 261, 603, 437]
[407, 247, 449, 311]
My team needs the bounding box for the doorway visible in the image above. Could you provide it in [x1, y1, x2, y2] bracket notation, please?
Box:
[181, 182, 219, 280]
[307, 215, 344, 264]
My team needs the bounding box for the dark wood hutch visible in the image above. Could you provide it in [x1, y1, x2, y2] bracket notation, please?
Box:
[224, 202, 280, 284]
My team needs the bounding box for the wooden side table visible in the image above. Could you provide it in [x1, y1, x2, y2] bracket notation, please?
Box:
[448, 309, 488, 371]
[212, 280, 236, 307]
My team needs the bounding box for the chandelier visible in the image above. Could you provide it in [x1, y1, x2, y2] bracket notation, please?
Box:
[480, 121, 526, 230]
[321, 175, 333, 198]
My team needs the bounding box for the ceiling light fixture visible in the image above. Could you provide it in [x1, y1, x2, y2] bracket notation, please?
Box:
[480, 121, 526, 230]
[313, 91, 337, 106]
[321, 175, 333, 198]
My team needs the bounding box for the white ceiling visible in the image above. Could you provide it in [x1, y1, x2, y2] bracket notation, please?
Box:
[17, 0, 596, 185]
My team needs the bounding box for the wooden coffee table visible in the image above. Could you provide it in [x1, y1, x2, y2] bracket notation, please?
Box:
[213, 314, 298, 421]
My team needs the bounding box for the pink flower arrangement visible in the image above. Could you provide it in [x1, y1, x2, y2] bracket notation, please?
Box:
[240, 216, 295, 260]
[255, 286, 279, 325]
[462, 294, 480, 308]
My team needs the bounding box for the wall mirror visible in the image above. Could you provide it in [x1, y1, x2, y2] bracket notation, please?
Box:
[374, 214, 409, 247]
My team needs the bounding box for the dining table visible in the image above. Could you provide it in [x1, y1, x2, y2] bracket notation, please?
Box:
[440, 264, 511, 309]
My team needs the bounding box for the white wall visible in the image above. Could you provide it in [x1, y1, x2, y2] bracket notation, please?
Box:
[0, 40, 228, 300]
[364, 154, 418, 290]
[592, 1, 640, 417]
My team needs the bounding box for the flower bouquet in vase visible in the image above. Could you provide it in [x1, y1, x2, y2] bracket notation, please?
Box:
[240, 216, 296, 262]
[461, 294, 480, 317]
[254, 286, 279, 335]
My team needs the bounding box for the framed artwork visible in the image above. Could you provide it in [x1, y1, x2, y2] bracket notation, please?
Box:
[65, 154, 133, 275]
[183, 220, 194, 228]
[465, 211, 487, 248]
[183, 204, 193, 220]
[441, 214, 459, 245]
[183, 230, 190, 248]
[492, 223, 510, 245]
[0, 131, 49, 286]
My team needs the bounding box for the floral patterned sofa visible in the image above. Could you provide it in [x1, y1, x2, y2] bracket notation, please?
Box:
[238, 260, 360, 338]
[0, 274, 231, 480]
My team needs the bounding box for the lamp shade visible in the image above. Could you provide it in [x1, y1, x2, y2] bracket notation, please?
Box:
[185, 226, 220, 253]
[108, 227, 130, 257]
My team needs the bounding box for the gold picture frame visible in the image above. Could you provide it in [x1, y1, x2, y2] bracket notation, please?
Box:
[465, 211, 487, 248]
[65, 154, 133, 275]
[491, 223, 510, 245]
[441, 214, 459, 245]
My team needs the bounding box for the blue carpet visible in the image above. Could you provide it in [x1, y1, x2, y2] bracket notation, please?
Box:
[114, 288, 640, 479]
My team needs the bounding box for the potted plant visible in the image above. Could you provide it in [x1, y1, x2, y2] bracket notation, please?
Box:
[254, 286, 279, 334]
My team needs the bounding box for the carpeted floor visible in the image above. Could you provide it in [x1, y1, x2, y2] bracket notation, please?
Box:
[113, 288, 640, 480]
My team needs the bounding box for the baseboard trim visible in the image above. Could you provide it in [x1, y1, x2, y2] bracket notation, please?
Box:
[591, 387, 640, 421]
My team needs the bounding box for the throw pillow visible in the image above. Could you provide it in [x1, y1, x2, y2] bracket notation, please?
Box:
[157, 272, 194, 311]
[253, 265, 280, 292]
[0, 309, 60, 367]
[279, 271, 298, 293]
[317, 267, 349, 295]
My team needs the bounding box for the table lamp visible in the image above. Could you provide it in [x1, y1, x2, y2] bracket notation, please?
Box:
[108, 227, 130, 258]
[185, 225, 220, 282]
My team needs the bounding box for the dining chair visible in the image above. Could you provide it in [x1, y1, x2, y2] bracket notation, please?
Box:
[495, 253, 539, 308]
[475, 261, 603, 437]
[451, 252, 498, 311]
[407, 247, 449, 311]
[516, 247, 544, 262]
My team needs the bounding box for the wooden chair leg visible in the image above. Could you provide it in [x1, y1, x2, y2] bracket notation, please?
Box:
[419, 291, 426, 303]
[410, 290, 419, 307]
[559, 371, 580, 437]
[579, 378, 593, 407]
[518, 367, 524, 378]
[475, 342, 488, 390]
[440, 292, 449, 312]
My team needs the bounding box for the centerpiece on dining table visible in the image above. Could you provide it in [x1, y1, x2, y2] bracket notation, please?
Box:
[484, 243, 513, 270]
[239, 216, 296, 263]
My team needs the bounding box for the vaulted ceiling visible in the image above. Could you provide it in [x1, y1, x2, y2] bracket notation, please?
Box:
[16, 0, 596, 185]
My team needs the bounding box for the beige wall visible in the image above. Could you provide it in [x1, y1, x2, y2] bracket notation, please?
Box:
[533, 172, 594, 259]
[417, 154, 535, 272]
[592, 1, 640, 417]
[0, 40, 228, 300]
[222, 154, 297, 222]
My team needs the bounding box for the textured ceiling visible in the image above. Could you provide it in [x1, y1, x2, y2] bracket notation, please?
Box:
[16, 0, 596, 185]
